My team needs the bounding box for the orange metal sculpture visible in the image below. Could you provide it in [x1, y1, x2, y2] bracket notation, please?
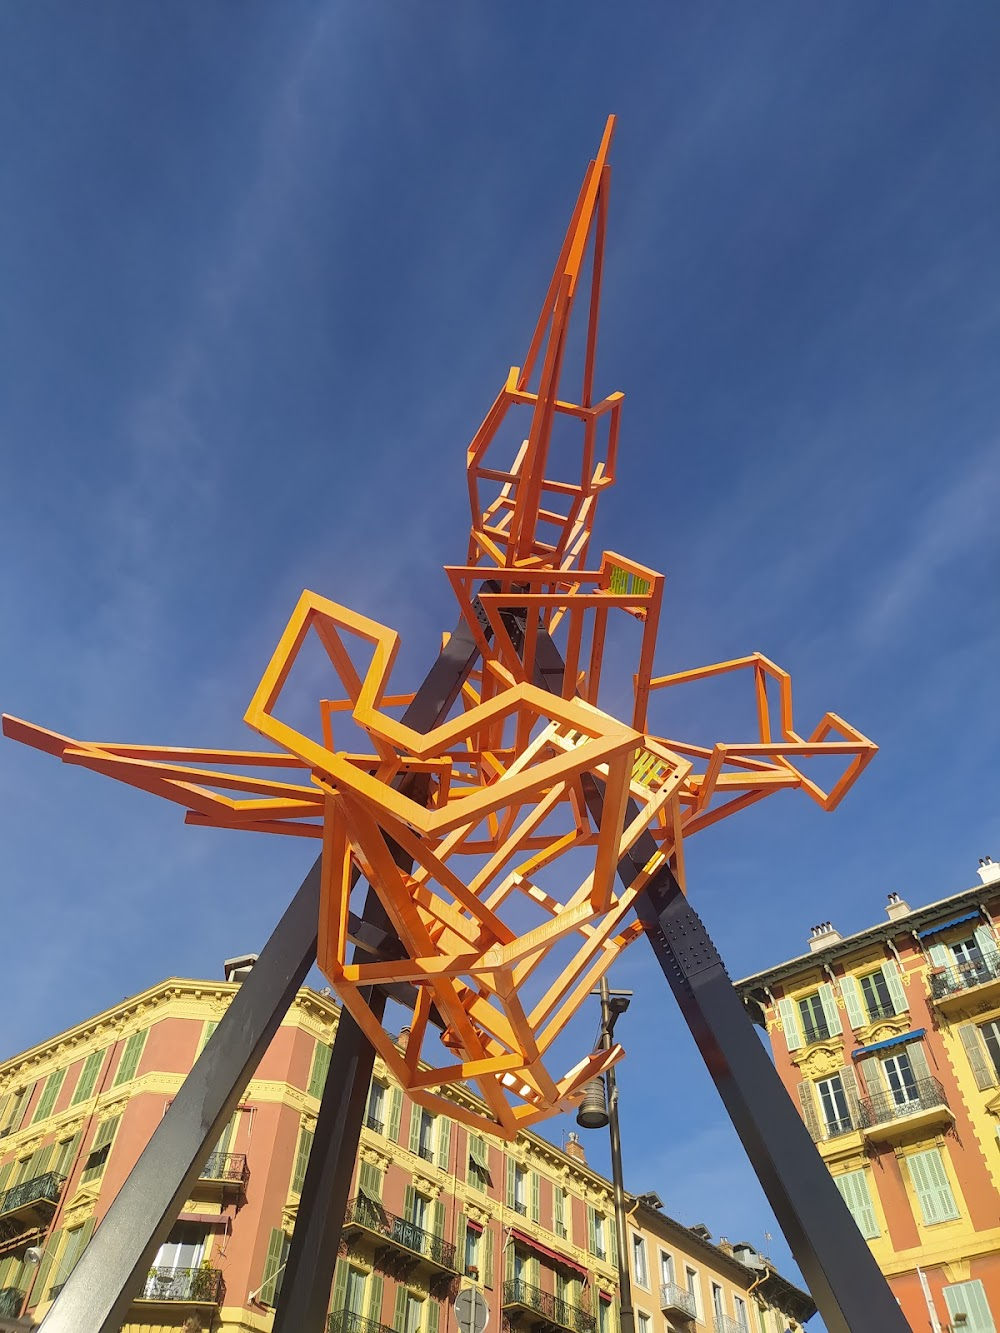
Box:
[2, 115, 875, 1138]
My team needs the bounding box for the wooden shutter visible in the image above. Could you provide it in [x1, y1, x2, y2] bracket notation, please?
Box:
[974, 926, 996, 960]
[943, 1280, 996, 1333]
[308, 1043, 332, 1098]
[197, 1021, 218, 1057]
[432, 1199, 445, 1238]
[33, 1069, 67, 1124]
[53, 1134, 80, 1179]
[587, 1204, 597, 1255]
[818, 984, 842, 1035]
[959, 1025, 996, 1090]
[833, 1169, 879, 1239]
[839, 1065, 861, 1128]
[404, 1184, 416, 1223]
[483, 1226, 494, 1288]
[66, 1217, 95, 1273]
[928, 942, 950, 969]
[71, 1049, 105, 1106]
[839, 976, 866, 1030]
[331, 1259, 349, 1315]
[428, 1300, 442, 1333]
[880, 961, 907, 1014]
[259, 1228, 287, 1305]
[81, 1115, 120, 1183]
[358, 1161, 382, 1200]
[530, 1171, 541, 1222]
[33, 1227, 62, 1302]
[796, 1082, 821, 1141]
[292, 1126, 314, 1194]
[392, 1283, 409, 1331]
[777, 998, 802, 1052]
[907, 1041, 933, 1086]
[456, 1212, 468, 1273]
[387, 1087, 403, 1142]
[409, 1105, 422, 1154]
[858, 1054, 883, 1096]
[437, 1116, 452, 1170]
[113, 1030, 147, 1087]
[506, 1158, 516, 1209]
[366, 1272, 384, 1324]
[908, 1149, 960, 1225]
[0, 1162, 12, 1195]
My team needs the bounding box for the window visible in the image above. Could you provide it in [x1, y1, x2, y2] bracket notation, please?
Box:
[816, 1075, 853, 1136]
[32, 1068, 66, 1124]
[144, 1222, 210, 1297]
[685, 1268, 700, 1319]
[943, 1279, 996, 1333]
[508, 1161, 527, 1215]
[465, 1225, 481, 1275]
[345, 1265, 367, 1316]
[53, 1135, 79, 1178]
[797, 991, 830, 1044]
[112, 1030, 147, 1087]
[907, 1148, 961, 1225]
[632, 1234, 649, 1289]
[366, 1081, 386, 1134]
[711, 1283, 724, 1319]
[469, 1135, 491, 1190]
[81, 1115, 119, 1184]
[859, 970, 895, 1021]
[733, 1296, 749, 1330]
[833, 1169, 880, 1239]
[881, 1052, 919, 1106]
[409, 1190, 430, 1230]
[554, 1185, 568, 1238]
[402, 1293, 425, 1333]
[952, 935, 984, 967]
[259, 1228, 291, 1306]
[589, 1208, 608, 1261]
[70, 1049, 106, 1106]
[659, 1251, 674, 1286]
[0, 1085, 33, 1136]
[637, 1313, 651, 1333]
[981, 1020, 1000, 1080]
[410, 1107, 435, 1162]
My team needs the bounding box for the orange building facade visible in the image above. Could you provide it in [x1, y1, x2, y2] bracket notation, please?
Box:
[737, 859, 1000, 1332]
[0, 962, 810, 1333]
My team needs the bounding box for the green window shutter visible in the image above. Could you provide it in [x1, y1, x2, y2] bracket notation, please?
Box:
[530, 1254, 540, 1287]
[907, 1041, 933, 1085]
[358, 1161, 383, 1200]
[404, 1184, 416, 1223]
[392, 1283, 409, 1331]
[609, 1218, 618, 1267]
[432, 1199, 445, 1239]
[53, 1134, 80, 1179]
[834, 1170, 879, 1239]
[71, 1049, 106, 1106]
[456, 1212, 468, 1272]
[366, 1272, 384, 1323]
[483, 1227, 494, 1288]
[292, 1126, 314, 1194]
[960, 1025, 996, 1090]
[437, 1116, 452, 1170]
[839, 976, 866, 1030]
[33, 1227, 62, 1302]
[113, 1030, 147, 1087]
[212, 1111, 238, 1158]
[839, 1066, 861, 1128]
[818, 984, 842, 1035]
[197, 1021, 218, 1057]
[0, 1162, 13, 1195]
[974, 927, 996, 960]
[409, 1105, 422, 1154]
[553, 1186, 564, 1231]
[880, 962, 907, 1015]
[943, 1280, 996, 1333]
[796, 1082, 821, 1141]
[505, 1243, 515, 1283]
[259, 1228, 287, 1306]
[387, 1087, 403, 1142]
[908, 1148, 960, 1224]
[530, 1171, 541, 1223]
[428, 1300, 442, 1333]
[81, 1115, 120, 1184]
[330, 1258, 350, 1313]
[31, 1145, 54, 1180]
[928, 942, 950, 969]
[32, 1069, 67, 1124]
[308, 1042, 333, 1098]
[506, 1158, 516, 1209]
[587, 1204, 597, 1255]
[64, 1217, 95, 1274]
[777, 998, 802, 1052]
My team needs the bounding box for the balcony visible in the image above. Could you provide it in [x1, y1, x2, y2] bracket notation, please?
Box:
[342, 1196, 457, 1274]
[0, 1172, 65, 1244]
[0, 1288, 25, 1318]
[138, 1265, 225, 1305]
[801, 1021, 832, 1046]
[511, 1201, 528, 1217]
[929, 952, 1000, 1010]
[417, 1145, 436, 1164]
[365, 1115, 385, 1135]
[197, 1150, 249, 1190]
[818, 1115, 858, 1142]
[863, 1002, 898, 1022]
[329, 1310, 397, 1333]
[858, 1077, 953, 1142]
[714, 1316, 744, 1333]
[503, 1279, 596, 1333]
[660, 1282, 696, 1320]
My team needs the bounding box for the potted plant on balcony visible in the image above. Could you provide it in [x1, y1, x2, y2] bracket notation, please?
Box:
[466, 1265, 480, 1281]
[190, 1259, 217, 1302]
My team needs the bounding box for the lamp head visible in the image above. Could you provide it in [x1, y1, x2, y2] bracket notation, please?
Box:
[25, 1246, 43, 1266]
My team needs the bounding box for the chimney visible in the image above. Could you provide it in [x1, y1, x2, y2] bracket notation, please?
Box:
[978, 857, 1000, 887]
[564, 1131, 587, 1165]
[885, 892, 911, 921]
[224, 954, 258, 983]
[807, 922, 842, 952]
[718, 1236, 733, 1256]
[396, 1026, 412, 1050]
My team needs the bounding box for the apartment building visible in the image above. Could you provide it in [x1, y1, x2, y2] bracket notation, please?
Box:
[0, 961, 811, 1332]
[736, 858, 1000, 1332]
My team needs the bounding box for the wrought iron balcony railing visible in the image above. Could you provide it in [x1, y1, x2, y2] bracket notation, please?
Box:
[858, 1076, 949, 1129]
[863, 1001, 898, 1021]
[801, 1020, 832, 1045]
[0, 1171, 65, 1218]
[503, 1279, 597, 1333]
[929, 951, 1000, 999]
[139, 1265, 225, 1303]
[659, 1282, 696, 1319]
[510, 1200, 528, 1216]
[820, 1114, 856, 1140]
[199, 1151, 250, 1187]
[343, 1196, 457, 1270]
[328, 1309, 397, 1333]
[0, 1288, 25, 1318]
[417, 1145, 436, 1163]
[714, 1314, 745, 1333]
[365, 1115, 385, 1135]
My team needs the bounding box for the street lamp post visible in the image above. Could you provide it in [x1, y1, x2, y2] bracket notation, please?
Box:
[576, 979, 635, 1333]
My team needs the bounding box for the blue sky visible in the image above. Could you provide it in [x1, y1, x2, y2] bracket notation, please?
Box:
[2, 4, 1000, 1313]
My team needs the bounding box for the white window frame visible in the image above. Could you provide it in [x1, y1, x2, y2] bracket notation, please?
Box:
[631, 1232, 649, 1289]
